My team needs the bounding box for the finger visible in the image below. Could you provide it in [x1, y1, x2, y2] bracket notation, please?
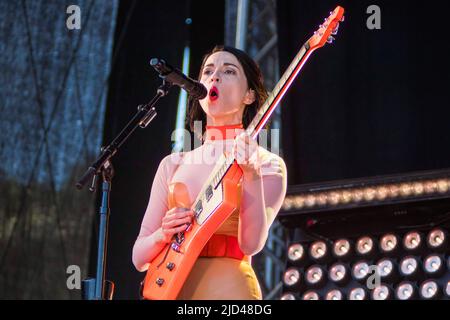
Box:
[164, 224, 190, 236]
[238, 140, 257, 155]
[166, 208, 191, 219]
[163, 215, 192, 228]
[173, 210, 193, 219]
[236, 134, 249, 146]
[236, 145, 251, 161]
[164, 216, 193, 228]
[172, 225, 190, 233]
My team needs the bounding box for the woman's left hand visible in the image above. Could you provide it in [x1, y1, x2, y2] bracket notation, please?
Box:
[233, 131, 261, 175]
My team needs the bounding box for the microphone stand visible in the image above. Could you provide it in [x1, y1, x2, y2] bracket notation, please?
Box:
[76, 79, 173, 300]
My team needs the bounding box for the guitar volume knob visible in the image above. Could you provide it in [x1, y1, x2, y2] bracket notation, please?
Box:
[156, 278, 164, 286]
[166, 262, 175, 271]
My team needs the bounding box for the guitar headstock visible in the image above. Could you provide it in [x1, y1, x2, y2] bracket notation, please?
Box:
[308, 6, 345, 49]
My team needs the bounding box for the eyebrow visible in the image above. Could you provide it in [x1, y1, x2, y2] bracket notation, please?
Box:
[204, 62, 240, 69]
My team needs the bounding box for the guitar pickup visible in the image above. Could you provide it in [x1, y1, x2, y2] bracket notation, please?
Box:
[194, 200, 203, 218]
[205, 185, 213, 202]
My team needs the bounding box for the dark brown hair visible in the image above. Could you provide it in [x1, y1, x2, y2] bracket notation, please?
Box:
[187, 45, 268, 137]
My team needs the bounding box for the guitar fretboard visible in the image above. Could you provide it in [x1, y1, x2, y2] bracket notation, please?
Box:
[246, 43, 310, 138]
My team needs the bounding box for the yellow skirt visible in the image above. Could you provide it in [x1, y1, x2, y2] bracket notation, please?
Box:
[177, 257, 262, 300]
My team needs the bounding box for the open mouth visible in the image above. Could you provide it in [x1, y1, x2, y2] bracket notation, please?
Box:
[209, 86, 219, 101]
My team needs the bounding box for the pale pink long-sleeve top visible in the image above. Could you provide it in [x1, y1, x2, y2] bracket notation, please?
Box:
[132, 128, 287, 272]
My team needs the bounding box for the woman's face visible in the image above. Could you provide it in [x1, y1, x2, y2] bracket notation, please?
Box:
[199, 51, 255, 124]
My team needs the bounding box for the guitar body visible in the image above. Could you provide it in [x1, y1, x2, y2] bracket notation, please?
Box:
[142, 161, 243, 300]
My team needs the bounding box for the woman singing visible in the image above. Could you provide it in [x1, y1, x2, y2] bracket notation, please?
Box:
[132, 45, 287, 299]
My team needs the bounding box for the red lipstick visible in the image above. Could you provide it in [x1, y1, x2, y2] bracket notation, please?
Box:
[209, 86, 219, 102]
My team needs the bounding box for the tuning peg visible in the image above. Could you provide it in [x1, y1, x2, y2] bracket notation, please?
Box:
[331, 25, 339, 35]
[341, 16, 345, 22]
[327, 35, 335, 44]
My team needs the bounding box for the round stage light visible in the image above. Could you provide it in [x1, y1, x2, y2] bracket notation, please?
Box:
[423, 254, 444, 276]
[329, 263, 349, 285]
[310, 241, 328, 261]
[356, 236, 374, 256]
[333, 239, 351, 259]
[325, 289, 343, 300]
[403, 231, 422, 251]
[302, 291, 320, 300]
[424, 180, 438, 193]
[412, 182, 424, 195]
[352, 261, 370, 282]
[419, 280, 440, 299]
[380, 234, 398, 253]
[293, 195, 306, 209]
[305, 265, 325, 287]
[283, 268, 300, 287]
[400, 183, 413, 197]
[399, 256, 420, 278]
[363, 187, 376, 201]
[437, 179, 449, 193]
[351, 189, 364, 202]
[376, 185, 389, 200]
[395, 282, 415, 300]
[280, 293, 296, 300]
[372, 285, 392, 300]
[376, 258, 395, 279]
[305, 195, 316, 207]
[427, 228, 446, 250]
[348, 287, 367, 300]
[287, 243, 305, 263]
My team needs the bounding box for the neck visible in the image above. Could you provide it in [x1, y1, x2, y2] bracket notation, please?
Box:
[206, 109, 244, 127]
[205, 123, 244, 141]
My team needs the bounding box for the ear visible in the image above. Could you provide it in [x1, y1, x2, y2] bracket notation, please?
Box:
[243, 89, 256, 105]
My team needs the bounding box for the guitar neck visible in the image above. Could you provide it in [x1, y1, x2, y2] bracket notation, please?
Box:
[246, 40, 315, 139]
[194, 40, 318, 203]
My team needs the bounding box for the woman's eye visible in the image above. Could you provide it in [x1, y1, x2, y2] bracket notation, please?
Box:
[225, 69, 236, 75]
[203, 70, 212, 75]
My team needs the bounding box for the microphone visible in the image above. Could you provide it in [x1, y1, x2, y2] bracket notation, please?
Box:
[150, 58, 207, 100]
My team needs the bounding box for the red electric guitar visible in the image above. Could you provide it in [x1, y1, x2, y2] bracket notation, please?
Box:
[142, 6, 345, 300]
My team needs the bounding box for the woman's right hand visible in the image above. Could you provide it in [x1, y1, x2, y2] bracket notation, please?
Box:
[160, 207, 194, 243]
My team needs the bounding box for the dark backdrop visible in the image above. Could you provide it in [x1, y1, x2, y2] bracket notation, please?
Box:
[277, 0, 450, 186]
[90, 0, 225, 299]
